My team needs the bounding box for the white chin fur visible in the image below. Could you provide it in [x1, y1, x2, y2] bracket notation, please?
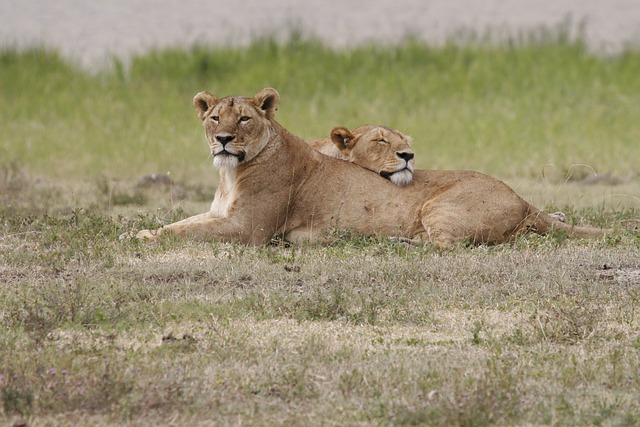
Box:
[213, 155, 239, 169]
[389, 170, 413, 186]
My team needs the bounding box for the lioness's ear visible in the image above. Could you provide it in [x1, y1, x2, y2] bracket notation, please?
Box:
[330, 127, 356, 156]
[193, 91, 219, 121]
[253, 88, 280, 119]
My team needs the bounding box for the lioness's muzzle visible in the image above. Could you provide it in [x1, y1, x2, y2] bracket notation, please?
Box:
[215, 149, 245, 162]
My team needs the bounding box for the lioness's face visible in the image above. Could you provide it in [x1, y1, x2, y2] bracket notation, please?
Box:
[331, 126, 415, 186]
[193, 88, 280, 169]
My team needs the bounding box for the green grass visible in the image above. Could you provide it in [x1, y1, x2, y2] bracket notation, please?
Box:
[1, 34, 640, 425]
[1, 36, 639, 183]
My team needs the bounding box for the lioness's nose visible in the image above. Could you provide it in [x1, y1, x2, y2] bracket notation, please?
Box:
[215, 134, 236, 145]
[397, 151, 414, 161]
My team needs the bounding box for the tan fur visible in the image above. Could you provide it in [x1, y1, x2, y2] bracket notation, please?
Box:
[135, 88, 610, 248]
[307, 136, 343, 158]
[327, 126, 612, 247]
[308, 125, 415, 186]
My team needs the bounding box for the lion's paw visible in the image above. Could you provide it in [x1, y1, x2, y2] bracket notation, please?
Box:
[135, 229, 162, 240]
[550, 212, 566, 223]
[118, 230, 136, 241]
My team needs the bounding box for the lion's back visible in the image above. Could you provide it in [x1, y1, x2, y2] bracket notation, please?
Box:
[307, 138, 343, 158]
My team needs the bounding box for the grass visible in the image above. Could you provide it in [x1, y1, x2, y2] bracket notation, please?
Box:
[1, 209, 639, 425]
[1, 35, 640, 184]
[1, 32, 640, 425]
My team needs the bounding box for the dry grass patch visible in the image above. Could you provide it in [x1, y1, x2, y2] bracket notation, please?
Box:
[1, 207, 639, 425]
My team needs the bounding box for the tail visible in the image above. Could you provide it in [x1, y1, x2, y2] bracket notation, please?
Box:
[527, 209, 612, 239]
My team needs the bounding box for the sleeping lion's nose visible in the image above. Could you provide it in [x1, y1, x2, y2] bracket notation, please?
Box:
[215, 134, 235, 145]
[397, 151, 414, 161]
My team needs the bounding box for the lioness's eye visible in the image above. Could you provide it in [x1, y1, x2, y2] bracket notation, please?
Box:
[211, 116, 219, 122]
[239, 116, 251, 123]
[377, 138, 388, 144]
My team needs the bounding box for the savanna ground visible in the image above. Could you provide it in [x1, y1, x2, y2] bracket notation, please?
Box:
[1, 32, 640, 426]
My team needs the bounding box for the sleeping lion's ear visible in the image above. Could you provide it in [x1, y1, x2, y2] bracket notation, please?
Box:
[330, 127, 356, 156]
[193, 91, 219, 121]
[253, 88, 280, 119]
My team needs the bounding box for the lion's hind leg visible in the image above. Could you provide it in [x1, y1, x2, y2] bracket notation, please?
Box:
[392, 226, 459, 250]
[418, 201, 482, 248]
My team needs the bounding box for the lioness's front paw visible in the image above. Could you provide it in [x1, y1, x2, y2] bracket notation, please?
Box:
[119, 230, 136, 241]
[136, 228, 162, 240]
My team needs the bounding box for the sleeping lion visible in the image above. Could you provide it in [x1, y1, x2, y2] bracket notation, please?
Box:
[308, 125, 415, 186]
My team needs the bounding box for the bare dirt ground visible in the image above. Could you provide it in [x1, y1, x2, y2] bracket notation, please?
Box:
[1, 0, 639, 69]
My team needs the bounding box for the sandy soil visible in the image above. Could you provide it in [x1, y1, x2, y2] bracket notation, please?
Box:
[1, 0, 639, 68]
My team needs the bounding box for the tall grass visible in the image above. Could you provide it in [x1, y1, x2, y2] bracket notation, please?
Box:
[1, 36, 639, 184]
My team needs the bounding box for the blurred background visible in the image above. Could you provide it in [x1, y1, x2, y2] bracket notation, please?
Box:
[1, 0, 639, 213]
[2, 0, 639, 68]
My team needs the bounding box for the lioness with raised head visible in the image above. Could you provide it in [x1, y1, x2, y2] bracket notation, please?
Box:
[134, 88, 609, 248]
[308, 125, 415, 186]
[204, 125, 414, 220]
